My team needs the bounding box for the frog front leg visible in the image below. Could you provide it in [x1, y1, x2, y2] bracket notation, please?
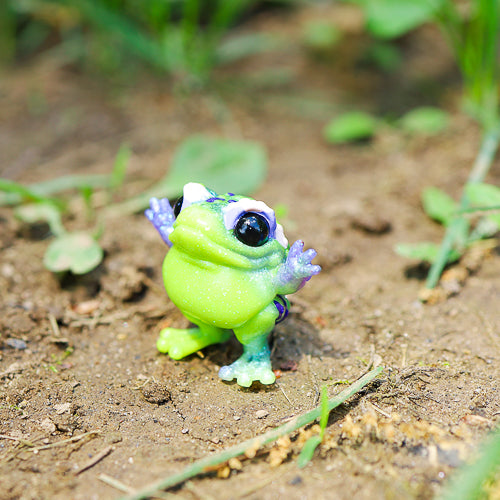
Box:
[218, 303, 278, 387]
[157, 315, 231, 360]
[275, 240, 321, 295]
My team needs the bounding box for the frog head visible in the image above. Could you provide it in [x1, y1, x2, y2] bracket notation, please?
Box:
[170, 183, 288, 271]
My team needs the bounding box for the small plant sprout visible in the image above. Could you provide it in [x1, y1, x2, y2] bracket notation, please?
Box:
[1, 142, 132, 275]
[395, 182, 500, 268]
[297, 385, 330, 468]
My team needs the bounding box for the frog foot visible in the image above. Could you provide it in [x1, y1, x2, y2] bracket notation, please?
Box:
[157, 326, 231, 359]
[157, 327, 201, 359]
[219, 357, 276, 387]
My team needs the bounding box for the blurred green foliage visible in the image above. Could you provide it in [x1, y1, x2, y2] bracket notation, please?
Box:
[0, 0, 271, 83]
[348, 0, 500, 129]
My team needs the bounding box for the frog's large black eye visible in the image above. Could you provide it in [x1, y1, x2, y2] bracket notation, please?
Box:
[173, 196, 183, 218]
[234, 212, 269, 247]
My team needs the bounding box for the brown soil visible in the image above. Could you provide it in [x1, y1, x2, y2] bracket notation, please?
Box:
[1, 5, 499, 500]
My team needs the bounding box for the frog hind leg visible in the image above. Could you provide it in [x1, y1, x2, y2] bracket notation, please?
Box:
[218, 302, 278, 387]
[157, 316, 231, 360]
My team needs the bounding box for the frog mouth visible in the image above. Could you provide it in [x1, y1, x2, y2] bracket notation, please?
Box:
[170, 225, 252, 269]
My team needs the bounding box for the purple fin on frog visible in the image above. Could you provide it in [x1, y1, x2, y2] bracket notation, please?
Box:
[145, 197, 175, 247]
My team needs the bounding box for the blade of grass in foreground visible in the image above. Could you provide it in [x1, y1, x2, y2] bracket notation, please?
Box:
[437, 426, 500, 500]
[119, 366, 383, 500]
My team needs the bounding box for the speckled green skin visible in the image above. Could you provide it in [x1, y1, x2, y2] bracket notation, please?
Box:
[157, 200, 287, 387]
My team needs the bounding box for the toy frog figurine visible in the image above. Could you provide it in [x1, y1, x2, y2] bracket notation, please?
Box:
[146, 183, 320, 387]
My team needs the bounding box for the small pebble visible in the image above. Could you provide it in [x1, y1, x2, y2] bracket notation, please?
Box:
[255, 409, 269, 419]
[6, 338, 27, 350]
[181, 428, 189, 434]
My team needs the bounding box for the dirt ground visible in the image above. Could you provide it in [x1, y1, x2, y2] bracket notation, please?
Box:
[1, 5, 499, 500]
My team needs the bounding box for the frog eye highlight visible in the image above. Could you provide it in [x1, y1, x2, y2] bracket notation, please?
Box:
[234, 212, 270, 247]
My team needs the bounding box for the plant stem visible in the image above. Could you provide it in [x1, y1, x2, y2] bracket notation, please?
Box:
[425, 124, 500, 289]
[119, 366, 383, 500]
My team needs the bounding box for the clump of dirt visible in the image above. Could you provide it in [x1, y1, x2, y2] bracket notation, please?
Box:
[1, 4, 499, 500]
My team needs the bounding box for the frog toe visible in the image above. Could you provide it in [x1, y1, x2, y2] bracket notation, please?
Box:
[258, 369, 276, 385]
[236, 373, 253, 387]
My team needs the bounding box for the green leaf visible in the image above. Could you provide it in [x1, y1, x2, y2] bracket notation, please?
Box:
[323, 112, 377, 144]
[400, 107, 449, 135]
[44, 232, 104, 274]
[15, 203, 65, 236]
[466, 182, 500, 207]
[297, 435, 322, 469]
[363, 0, 442, 39]
[422, 187, 457, 225]
[107, 135, 268, 215]
[395, 242, 461, 263]
[302, 21, 342, 51]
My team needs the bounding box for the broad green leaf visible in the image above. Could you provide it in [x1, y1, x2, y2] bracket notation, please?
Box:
[297, 435, 322, 468]
[323, 112, 377, 144]
[15, 202, 65, 236]
[108, 135, 268, 215]
[395, 242, 461, 263]
[400, 107, 449, 135]
[44, 232, 103, 274]
[422, 187, 457, 225]
[363, 0, 442, 39]
[466, 183, 500, 207]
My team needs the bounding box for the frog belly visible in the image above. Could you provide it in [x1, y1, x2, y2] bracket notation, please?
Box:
[163, 249, 276, 329]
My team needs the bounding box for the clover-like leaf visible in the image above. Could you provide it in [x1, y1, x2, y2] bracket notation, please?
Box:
[44, 232, 103, 274]
[323, 111, 378, 144]
[395, 242, 461, 264]
[400, 107, 449, 135]
[422, 187, 457, 225]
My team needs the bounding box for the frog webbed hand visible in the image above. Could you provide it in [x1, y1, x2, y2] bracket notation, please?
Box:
[145, 197, 175, 247]
[275, 240, 321, 295]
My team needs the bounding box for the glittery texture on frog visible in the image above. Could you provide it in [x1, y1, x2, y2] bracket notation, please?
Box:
[146, 183, 321, 387]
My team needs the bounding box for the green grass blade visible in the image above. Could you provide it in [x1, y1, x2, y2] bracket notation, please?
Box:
[0, 178, 64, 207]
[297, 435, 322, 468]
[118, 366, 383, 500]
[438, 426, 500, 500]
[297, 385, 330, 468]
[319, 385, 329, 434]
[0, 174, 110, 206]
[110, 143, 131, 192]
